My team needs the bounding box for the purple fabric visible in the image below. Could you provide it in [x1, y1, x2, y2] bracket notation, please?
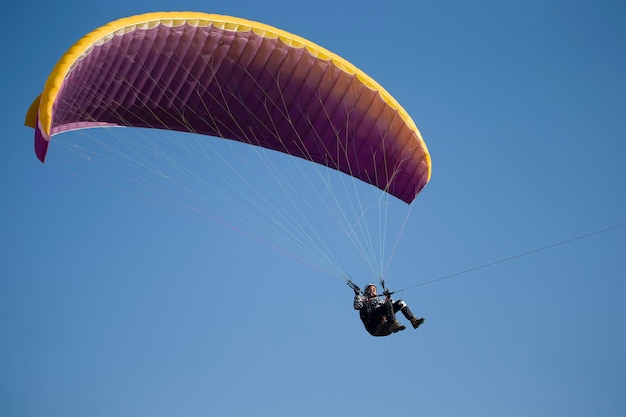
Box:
[46, 23, 429, 203]
[34, 116, 48, 162]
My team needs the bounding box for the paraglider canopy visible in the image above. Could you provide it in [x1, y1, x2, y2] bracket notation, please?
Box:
[25, 11, 431, 203]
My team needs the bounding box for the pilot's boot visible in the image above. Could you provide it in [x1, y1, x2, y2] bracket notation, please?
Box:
[389, 320, 406, 333]
[397, 301, 425, 329]
[410, 317, 425, 329]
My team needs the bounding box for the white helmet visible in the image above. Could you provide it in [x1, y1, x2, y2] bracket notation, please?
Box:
[364, 283, 377, 295]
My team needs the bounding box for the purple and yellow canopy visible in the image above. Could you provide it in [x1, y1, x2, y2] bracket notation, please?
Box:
[25, 12, 431, 203]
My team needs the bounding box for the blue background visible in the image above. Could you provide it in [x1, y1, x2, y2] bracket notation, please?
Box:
[2, 1, 625, 416]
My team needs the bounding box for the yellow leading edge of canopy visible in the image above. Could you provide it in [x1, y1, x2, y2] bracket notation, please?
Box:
[26, 11, 431, 182]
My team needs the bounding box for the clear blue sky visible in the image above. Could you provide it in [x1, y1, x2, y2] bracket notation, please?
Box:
[2, 1, 625, 416]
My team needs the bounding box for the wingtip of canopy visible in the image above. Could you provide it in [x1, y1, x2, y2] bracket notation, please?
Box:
[34, 124, 49, 163]
[25, 94, 41, 129]
[25, 94, 49, 162]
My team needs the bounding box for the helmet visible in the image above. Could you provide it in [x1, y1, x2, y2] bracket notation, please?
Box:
[364, 283, 377, 295]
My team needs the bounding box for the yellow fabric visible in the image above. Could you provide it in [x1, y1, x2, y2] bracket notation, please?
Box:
[24, 94, 41, 128]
